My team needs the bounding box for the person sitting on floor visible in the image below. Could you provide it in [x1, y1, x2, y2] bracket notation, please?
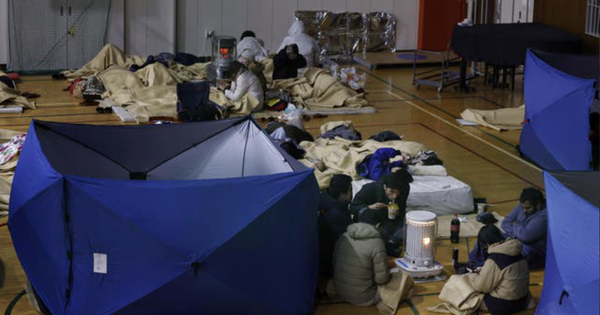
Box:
[272, 44, 307, 80]
[236, 30, 269, 62]
[278, 20, 318, 69]
[218, 61, 264, 111]
[332, 210, 391, 307]
[468, 187, 548, 270]
[349, 170, 412, 257]
[238, 49, 267, 92]
[466, 225, 533, 315]
[501, 187, 547, 269]
[318, 174, 353, 278]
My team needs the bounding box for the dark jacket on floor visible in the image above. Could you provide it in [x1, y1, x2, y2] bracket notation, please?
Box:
[272, 48, 307, 80]
[349, 178, 409, 246]
[318, 192, 352, 277]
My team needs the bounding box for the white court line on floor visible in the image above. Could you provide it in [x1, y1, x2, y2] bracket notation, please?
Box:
[384, 90, 542, 173]
[365, 89, 392, 93]
[35, 103, 80, 106]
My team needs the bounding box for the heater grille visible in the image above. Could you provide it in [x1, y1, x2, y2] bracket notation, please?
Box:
[404, 211, 437, 267]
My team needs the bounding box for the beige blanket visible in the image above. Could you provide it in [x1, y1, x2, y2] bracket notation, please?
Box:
[0, 70, 36, 109]
[210, 87, 261, 116]
[61, 44, 146, 79]
[62, 45, 369, 123]
[319, 120, 356, 134]
[376, 272, 414, 315]
[460, 105, 525, 131]
[272, 68, 368, 111]
[300, 137, 427, 189]
[427, 275, 484, 315]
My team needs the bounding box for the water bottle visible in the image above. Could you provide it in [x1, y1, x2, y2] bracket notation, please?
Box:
[450, 214, 460, 243]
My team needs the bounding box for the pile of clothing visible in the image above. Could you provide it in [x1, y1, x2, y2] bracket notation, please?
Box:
[0, 130, 27, 211]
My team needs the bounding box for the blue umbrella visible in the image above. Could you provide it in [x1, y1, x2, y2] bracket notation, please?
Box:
[9, 118, 319, 314]
[520, 50, 596, 171]
[537, 171, 599, 314]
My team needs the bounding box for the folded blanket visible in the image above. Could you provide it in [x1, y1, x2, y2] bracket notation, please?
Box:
[427, 275, 484, 315]
[376, 271, 414, 315]
[460, 105, 525, 131]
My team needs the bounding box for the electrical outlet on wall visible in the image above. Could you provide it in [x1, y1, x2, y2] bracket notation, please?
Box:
[205, 30, 214, 39]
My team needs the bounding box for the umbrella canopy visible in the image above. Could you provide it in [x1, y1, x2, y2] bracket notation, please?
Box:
[9, 117, 319, 315]
[537, 171, 599, 315]
[520, 50, 596, 170]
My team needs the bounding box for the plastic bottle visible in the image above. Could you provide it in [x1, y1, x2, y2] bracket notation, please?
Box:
[450, 214, 460, 243]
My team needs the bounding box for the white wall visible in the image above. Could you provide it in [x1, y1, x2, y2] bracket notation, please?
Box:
[497, 0, 534, 23]
[125, 0, 176, 56]
[107, 0, 125, 50]
[177, 0, 420, 56]
[0, 0, 8, 65]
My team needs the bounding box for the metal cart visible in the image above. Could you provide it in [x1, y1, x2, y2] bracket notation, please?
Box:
[412, 42, 476, 93]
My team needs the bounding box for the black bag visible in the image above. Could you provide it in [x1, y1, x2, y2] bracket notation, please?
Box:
[176, 81, 222, 122]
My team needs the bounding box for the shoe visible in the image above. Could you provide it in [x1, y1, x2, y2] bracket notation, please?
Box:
[83, 75, 105, 99]
[458, 18, 473, 27]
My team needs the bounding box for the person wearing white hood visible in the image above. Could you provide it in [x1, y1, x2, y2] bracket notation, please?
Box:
[236, 31, 269, 62]
[219, 61, 264, 112]
[278, 20, 318, 69]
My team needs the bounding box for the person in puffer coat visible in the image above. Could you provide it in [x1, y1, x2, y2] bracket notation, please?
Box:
[467, 225, 532, 315]
[332, 212, 391, 306]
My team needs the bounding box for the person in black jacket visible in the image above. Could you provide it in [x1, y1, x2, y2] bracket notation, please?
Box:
[349, 170, 412, 257]
[272, 44, 307, 80]
[318, 174, 353, 277]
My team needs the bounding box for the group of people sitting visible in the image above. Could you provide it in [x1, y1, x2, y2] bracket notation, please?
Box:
[216, 21, 318, 113]
[317, 169, 548, 315]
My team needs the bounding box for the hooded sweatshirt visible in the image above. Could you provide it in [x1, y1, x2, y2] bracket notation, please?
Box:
[501, 204, 547, 269]
[467, 238, 530, 315]
[278, 20, 318, 67]
[333, 223, 391, 306]
[236, 37, 269, 61]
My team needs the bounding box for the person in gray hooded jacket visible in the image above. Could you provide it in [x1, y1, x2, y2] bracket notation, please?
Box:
[332, 212, 391, 306]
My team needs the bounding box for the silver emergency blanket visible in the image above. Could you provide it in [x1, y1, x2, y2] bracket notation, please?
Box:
[294, 11, 396, 62]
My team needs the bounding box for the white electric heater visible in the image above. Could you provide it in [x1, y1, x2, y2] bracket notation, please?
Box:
[396, 211, 444, 278]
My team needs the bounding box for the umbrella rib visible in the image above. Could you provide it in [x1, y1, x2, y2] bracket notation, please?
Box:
[527, 88, 591, 120]
[240, 121, 251, 177]
[145, 117, 250, 174]
[38, 126, 132, 173]
[68, 184, 190, 257]
[8, 178, 63, 222]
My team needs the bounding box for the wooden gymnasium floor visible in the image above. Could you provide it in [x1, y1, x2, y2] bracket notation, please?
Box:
[0, 65, 543, 314]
